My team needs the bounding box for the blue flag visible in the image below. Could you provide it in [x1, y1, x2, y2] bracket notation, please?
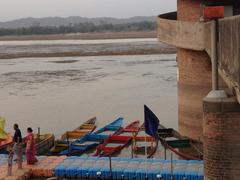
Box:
[144, 105, 159, 139]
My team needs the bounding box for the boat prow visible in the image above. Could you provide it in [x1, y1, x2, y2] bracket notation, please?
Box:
[94, 120, 141, 157]
[50, 117, 97, 154]
[60, 117, 124, 156]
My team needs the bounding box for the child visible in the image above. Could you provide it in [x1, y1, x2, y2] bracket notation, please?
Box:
[7, 147, 13, 176]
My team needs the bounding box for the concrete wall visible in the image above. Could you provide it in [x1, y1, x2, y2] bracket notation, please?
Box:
[157, 12, 212, 55]
[219, 15, 240, 103]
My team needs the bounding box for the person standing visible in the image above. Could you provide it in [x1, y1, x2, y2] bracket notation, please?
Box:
[7, 148, 13, 176]
[25, 127, 38, 165]
[13, 124, 23, 169]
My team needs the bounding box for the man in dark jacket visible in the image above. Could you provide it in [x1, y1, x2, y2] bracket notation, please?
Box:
[13, 124, 22, 144]
[13, 124, 23, 168]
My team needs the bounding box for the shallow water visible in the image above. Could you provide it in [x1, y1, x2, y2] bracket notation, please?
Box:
[0, 54, 177, 138]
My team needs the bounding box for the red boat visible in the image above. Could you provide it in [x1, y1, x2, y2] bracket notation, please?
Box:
[94, 121, 140, 156]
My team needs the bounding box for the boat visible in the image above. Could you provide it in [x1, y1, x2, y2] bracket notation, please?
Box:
[0, 134, 54, 155]
[158, 123, 203, 160]
[0, 133, 54, 155]
[0, 117, 54, 154]
[133, 123, 158, 158]
[0, 134, 13, 150]
[0, 117, 12, 150]
[0, 117, 8, 140]
[35, 133, 55, 155]
[94, 120, 140, 156]
[59, 117, 124, 156]
[49, 117, 97, 154]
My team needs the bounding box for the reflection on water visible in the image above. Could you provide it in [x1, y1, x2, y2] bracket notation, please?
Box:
[0, 54, 177, 139]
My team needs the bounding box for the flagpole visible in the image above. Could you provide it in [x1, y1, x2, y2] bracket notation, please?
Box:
[131, 132, 134, 158]
[145, 135, 147, 158]
[145, 134, 148, 179]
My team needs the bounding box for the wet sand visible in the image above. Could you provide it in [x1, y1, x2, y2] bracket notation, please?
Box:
[0, 54, 177, 138]
[0, 38, 175, 59]
[0, 31, 156, 41]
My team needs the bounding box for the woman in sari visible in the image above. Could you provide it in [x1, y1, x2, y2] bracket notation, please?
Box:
[25, 127, 38, 165]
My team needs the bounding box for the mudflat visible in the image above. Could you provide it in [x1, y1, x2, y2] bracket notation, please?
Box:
[0, 31, 156, 41]
[0, 36, 176, 59]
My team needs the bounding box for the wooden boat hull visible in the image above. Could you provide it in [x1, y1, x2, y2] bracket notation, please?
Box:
[60, 117, 124, 156]
[50, 117, 97, 154]
[0, 133, 54, 155]
[61, 117, 97, 140]
[35, 134, 55, 155]
[133, 124, 158, 158]
[158, 124, 203, 160]
[133, 136, 157, 157]
[0, 134, 13, 150]
[94, 121, 140, 156]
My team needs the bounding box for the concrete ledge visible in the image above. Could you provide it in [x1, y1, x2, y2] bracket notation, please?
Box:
[203, 96, 240, 113]
[157, 12, 212, 55]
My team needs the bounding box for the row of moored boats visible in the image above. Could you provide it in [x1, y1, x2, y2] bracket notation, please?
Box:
[0, 117, 203, 160]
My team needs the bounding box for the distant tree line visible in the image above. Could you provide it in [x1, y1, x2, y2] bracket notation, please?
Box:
[0, 21, 156, 36]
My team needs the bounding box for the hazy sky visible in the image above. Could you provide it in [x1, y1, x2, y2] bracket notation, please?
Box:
[0, 0, 176, 22]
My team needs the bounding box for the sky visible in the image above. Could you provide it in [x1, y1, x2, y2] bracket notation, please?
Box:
[0, 0, 176, 22]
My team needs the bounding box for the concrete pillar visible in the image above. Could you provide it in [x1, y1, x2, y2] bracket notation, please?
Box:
[203, 96, 240, 180]
[177, 0, 212, 140]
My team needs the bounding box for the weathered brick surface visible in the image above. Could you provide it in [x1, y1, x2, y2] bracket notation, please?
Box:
[177, 0, 212, 140]
[177, 0, 202, 21]
[203, 98, 240, 180]
[176, 1, 239, 179]
[176, 0, 228, 140]
[177, 48, 212, 140]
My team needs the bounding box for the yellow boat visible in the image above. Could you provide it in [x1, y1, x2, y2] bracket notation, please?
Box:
[49, 117, 97, 154]
[0, 117, 7, 140]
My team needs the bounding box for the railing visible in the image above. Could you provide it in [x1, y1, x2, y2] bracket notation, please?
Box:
[218, 15, 240, 102]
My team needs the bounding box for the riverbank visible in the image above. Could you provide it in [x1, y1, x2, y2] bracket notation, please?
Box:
[0, 37, 176, 59]
[0, 31, 156, 41]
[0, 47, 175, 59]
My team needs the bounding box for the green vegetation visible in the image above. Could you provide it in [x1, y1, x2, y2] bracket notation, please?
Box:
[0, 21, 156, 36]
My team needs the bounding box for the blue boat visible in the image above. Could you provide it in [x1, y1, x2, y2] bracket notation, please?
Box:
[59, 117, 124, 156]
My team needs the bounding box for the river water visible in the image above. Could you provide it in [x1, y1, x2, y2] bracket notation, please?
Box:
[0, 53, 177, 137]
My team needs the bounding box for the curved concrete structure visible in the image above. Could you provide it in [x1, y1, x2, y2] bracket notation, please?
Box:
[157, 12, 212, 55]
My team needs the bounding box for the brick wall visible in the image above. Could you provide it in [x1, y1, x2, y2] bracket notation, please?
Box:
[177, 0, 202, 21]
[177, 0, 213, 140]
[177, 0, 210, 140]
[178, 49, 212, 140]
[203, 97, 240, 180]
